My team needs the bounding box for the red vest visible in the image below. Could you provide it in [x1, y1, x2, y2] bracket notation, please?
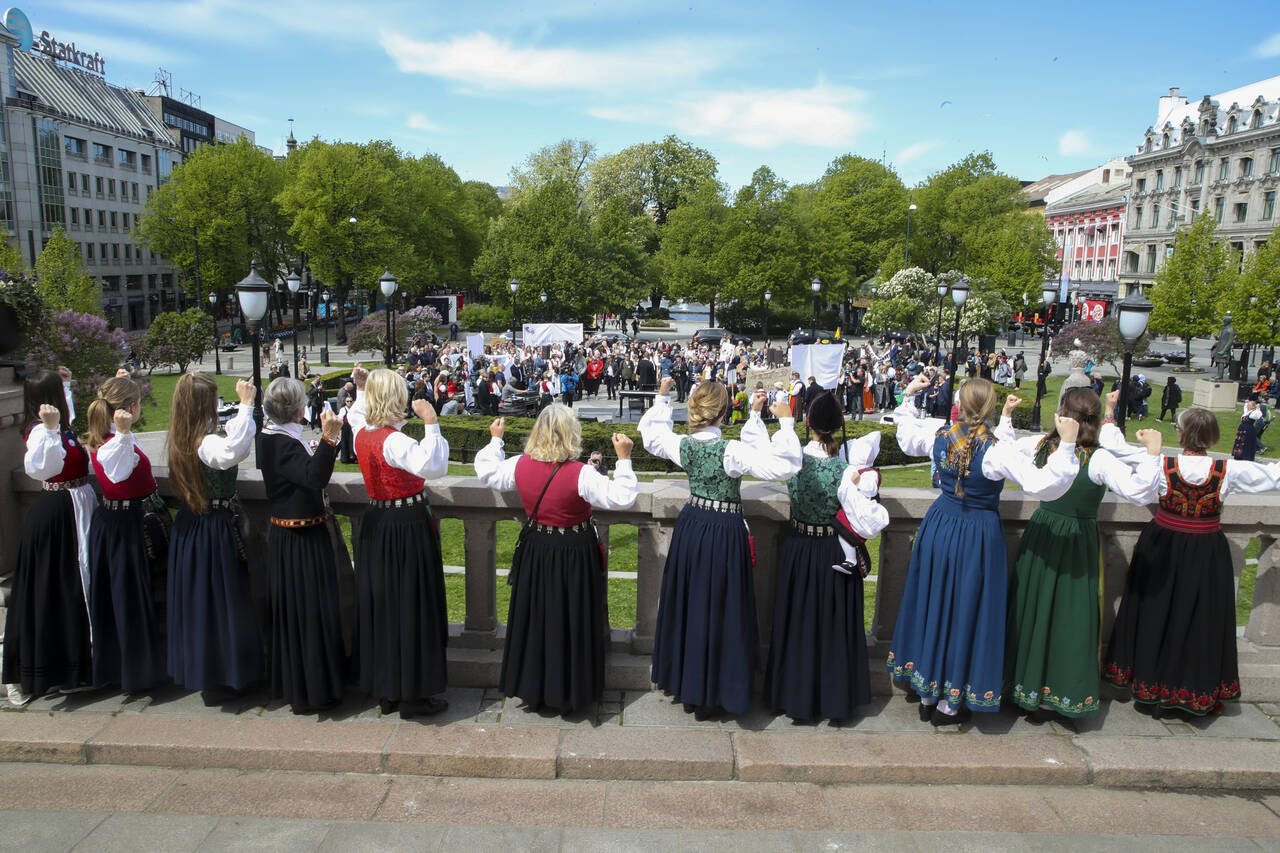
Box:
[91, 434, 156, 500]
[355, 426, 427, 500]
[1155, 456, 1225, 534]
[515, 457, 591, 526]
[27, 424, 89, 483]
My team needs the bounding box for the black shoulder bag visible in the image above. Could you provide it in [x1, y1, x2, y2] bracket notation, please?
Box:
[508, 461, 566, 587]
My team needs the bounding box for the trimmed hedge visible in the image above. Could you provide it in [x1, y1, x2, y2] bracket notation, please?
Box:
[403, 414, 924, 471]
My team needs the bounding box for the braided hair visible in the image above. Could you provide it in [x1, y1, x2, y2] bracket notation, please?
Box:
[943, 379, 997, 497]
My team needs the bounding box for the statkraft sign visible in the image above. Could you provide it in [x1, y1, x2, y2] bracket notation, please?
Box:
[35, 29, 105, 74]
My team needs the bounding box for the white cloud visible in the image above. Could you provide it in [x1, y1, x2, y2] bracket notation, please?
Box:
[591, 83, 869, 149]
[1253, 32, 1280, 58]
[894, 140, 943, 164]
[43, 28, 180, 67]
[1058, 129, 1093, 157]
[378, 30, 725, 93]
[406, 113, 441, 132]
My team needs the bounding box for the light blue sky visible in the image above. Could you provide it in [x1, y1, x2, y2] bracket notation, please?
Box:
[27, 0, 1280, 192]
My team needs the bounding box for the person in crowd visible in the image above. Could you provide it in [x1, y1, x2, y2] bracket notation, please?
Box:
[764, 392, 888, 722]
[559, 366, 577, 408]
[995, 389, 1162, 722]
[474, 407, 638, 714]
[347, 365, 451, 718]
[258, 378, 348, 714]
[165, 374, 261, 704]
[1158, 377, 1182, 423]
[336, 381, 358, 464]
[604, 355, 619, 401]
[636, 354, 657, 391]
[1103, 407, 1280, 717]
[85, 374, 169, 692]
[1130, 374, 1152, 420]
[1232, 397, 1265, 461]
[888, 375, 1080, 724]
[3, 370, 95, 706]
[1013, 352, 1027, 390]
[620, 357, 635, 392]
[640, 376, 800, 718]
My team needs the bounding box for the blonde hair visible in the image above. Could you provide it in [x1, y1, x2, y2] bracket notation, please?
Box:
[523, 403, 582, 462]
[945, 378, 998, 498]
[86, 375, 141, 451]
[167, 373, 219, 513]
[687, 380, 729, 430]
[363, 368, 408, 428]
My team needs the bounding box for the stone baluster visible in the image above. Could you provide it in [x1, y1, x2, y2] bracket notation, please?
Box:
[463, 518, 497, 633]
[1246, 535, 1280, 646]
[870, 522, 915, 645]
[632, 521, 670, 655]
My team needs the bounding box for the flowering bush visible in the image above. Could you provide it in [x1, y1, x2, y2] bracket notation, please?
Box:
[347, 311, 394, 361]
[862, 267, 1010, 340]
[0, 271, 44, 352]
[399, 304, 444, 342]
[1052, 316, 1150, 375]
[26, 310, 126, 427]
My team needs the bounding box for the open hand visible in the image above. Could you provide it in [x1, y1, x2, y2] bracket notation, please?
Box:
[38, 403, 60, 429]
[115, 367, 131, 379]
[319, 408, 341, 442]
[769, 397, 793, 420]
[489, 417, 505, 438]
[351, 364, 368, 390]
[1053, 415, 1079, 444]
[611, 432, 633, 459]
[113, 408, 134, 434]
[905, 375, 930, 395]
[1136, 428, 1162, 455]
[235, 378, 256, 406]
[412, 398, 437, 425]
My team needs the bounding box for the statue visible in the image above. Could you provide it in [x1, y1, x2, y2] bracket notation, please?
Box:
[1058, 348, 1092, 404]
[1211, 315, 1235, 380]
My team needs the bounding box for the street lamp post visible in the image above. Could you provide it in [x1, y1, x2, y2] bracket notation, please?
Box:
[1068, 287, 1079, 323]
[945, 277, 970, 425]
[934, 280, 948, 364]
[235, 263, 271, 436]
[540, 291, 547, 322]
[509, 278, 520, 343]
[307, 279, 315, 349]
[906, 203, 917, 266]
[764, 289, 772, 342]
[810, 277, 821, 339]
[286, 270, 302, 378]
[321, 289, 331, 365]
[1029, 283, 1059, 433]
[207, 291, 221, 375]
[379, 269, 398, 368]
[1115, 291, 1154, 435]
[347, 214, 359, 336]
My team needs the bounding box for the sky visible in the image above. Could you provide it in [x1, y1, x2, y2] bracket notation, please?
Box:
[25, 0, 1280, 193]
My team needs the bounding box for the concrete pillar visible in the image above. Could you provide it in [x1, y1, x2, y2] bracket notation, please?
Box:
[632, 521, 671, 655]
[870, 524, 914, 645]
[1246, 535, 1280, 646]
[463, 518, 497, 633]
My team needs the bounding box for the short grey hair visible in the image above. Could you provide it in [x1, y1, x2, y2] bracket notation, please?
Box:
[264, 377, 307, 425]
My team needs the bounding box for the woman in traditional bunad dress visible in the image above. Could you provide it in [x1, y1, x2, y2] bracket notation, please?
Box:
[640, 376, 801, 718]
[1103, 406, 1280, 717]
[474, 405, 638, 714]
[889, 375, 1080, 725]
[994, 388, 1162, 721]
[258, 378, 348, 714]
[165, 374, 261, 702]
[3, 371, 96, 706]
[86, 374, 170, 692]
[347, 365, 451, 718]
[764, 391, 889, 722]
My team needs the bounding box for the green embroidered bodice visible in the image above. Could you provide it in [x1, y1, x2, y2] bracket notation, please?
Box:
[680, 437, 741, 501]
[201, 462, 239, 502]
[788, 454, 847, 524]
[1037, 445, 1103, 520]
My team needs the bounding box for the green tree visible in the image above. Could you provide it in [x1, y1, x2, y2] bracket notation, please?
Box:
[588, 135, 718, 225]
[1219, 224, 1280, 350]
[863, 267, 1009, 342]
[656, 180, 731, 324]
[34, 226, 100, 314]
[137, 308, 214, 374]
[0, 231, 28, 274]
[507, 139, 596, 202]
[717, 167, 807, 315]
[1149, 213, 1234, 367]
[967, 213, 1059, 308]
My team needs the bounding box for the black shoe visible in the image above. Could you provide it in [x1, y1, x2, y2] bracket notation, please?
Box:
[917, 702, 933, 722]
[379, 698, 399, 715]
[693, 705, 725, 721]
[401, 696, 449, 719]
[930, 706, 971, 726]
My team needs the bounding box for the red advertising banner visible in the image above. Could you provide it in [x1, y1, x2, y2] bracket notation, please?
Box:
[1082, 300, 1106, 322]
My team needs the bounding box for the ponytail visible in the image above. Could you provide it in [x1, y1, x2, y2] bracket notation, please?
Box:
[86, 376, 141, 451]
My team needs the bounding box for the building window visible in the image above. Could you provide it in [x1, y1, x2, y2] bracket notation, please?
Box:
[92, 143, 112, 165]
[1174, 166, 1182, 187]
[1125, 251, 1139, 273]
[95, 176, 104, 197]
[122, 212, 129, 230]
[1146, 246, 1157, 273]
[107, 179, 116, 199]
[32, 118, 65, 231]
[1108, 261, 1116, 279]
[86, 243, 94, 260]
[63, 136, 86, 160]
[1271, 149, 1280, 175]
[66, 171, 77, 193]
[124, 244, 132, 261]
[1264, 191, 1276, 220]
[140, 154, 151, 174]
[80, 173, 89, 193]
[117, 149, 136, 170]
[1253, 110, 1264, 129]
[1215, 197, 1225, 222]
[70, 208, 78, 226]
[112, 244, 119, 261]
[97, 210, 105, 229]
[83, 208, 92, 231]
[1219, 158, 1230, 181]
[131, 183, 139, 202]
[1155, 170, 1164, 190]
[1133, 206, 1143, 228]
[1137, 178, 1147, 192]
[1151, 204, 1160, 228]
[1191, 198, 1200, 216]
[1194, 161, 1204, 184]
[1241, 158, 1254, 178]
[109, 211, 117, 229]
[1227, 116, 1238, 134]
[1236, 202, 1249, 222]
[100, 242, 107, 259]
[1144, 138, 1152, 153]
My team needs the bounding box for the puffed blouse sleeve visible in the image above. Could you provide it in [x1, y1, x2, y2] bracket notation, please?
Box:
[980, 439, 1080, 501]
[1087, 447, 1162, 505]
[577, 460, 639, 510]
[1222, 459, 1280, 497]
[474, 437, 519, 491]
[381, 424, 450, 480]
[1098, 422, 1151, 465]
[638, 394, 684, 466]
[837, 466, 889, 539]
[893, 400, 946, 458]
[96, 431, 140, 483]
[723, 417, 802, 481]
[197, 404, 256, 470]
[24, 425, 65, 480]
[994, 415, 1051, 459]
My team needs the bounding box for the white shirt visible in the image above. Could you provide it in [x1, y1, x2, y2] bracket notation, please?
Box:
[198, 404, 256, 470]
[348, 390, 450, 480]
[95, 425, 142, 484]
[474, 438, 640, 510]
[993, 416, 1161, 505]
[802, 440, 889, 539]
[1099, 424, 1280, 500]
[893, 401, 1079, 501]
[638, 394, 802, 482]
[25, 424, 96, 595]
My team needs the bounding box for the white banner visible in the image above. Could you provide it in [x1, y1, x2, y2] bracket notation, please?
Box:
[523, 323, 584, 346]
[790, 343, 846, 390]
[466, 333, 486, 361]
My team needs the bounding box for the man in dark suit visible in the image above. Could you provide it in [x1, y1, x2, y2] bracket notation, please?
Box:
[636, 355, 657, 391]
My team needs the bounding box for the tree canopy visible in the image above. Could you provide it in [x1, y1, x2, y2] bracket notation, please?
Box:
[1149, 213, 1234, 365]
[34, 226, 101, 314]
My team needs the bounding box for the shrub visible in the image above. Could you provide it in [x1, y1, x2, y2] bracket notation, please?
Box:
[25, 310, 126, 430]
[640, 319, 670, 328]
[400, 304, 444, 342]
[457, 302, 512, 332]
[137, 309, 214, 374]
[0, 271, 43, 350]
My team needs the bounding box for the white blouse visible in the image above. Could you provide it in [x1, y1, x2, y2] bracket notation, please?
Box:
[347, 389, 450, 480]
[1099, 424, 1280, 499]
[638, 394, 802, 482]
[95, 426, 142, 484]
[197, 404, 256, 470]
[25, 425, 96, 587]
[802, 441, 890, 539]
[994, 416, 1161, 505]
[474, 438, 640, 510]
[893, 401, 1079, 501]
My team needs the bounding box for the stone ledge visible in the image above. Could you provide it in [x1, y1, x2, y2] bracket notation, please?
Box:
[0, 712, 112, 764]
[384, 724, 558, 778]
[1074, 735, 1280, 788]
[559, 728, 733, 780]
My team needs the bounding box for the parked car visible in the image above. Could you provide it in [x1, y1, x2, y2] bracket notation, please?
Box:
[591, 331, 634, 345]
[789, 329, 840, 345]
[691, 328, 753, 347]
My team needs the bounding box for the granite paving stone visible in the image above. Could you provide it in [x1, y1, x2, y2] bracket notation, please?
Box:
[559, 727, 733, 780]
[0, 711, 112, 763]
[792, 830, 922, 852]
[604, 780, 830, 830]
[377, 777, 606, 827]
[436, 826, 563, 853]
[1044, 786, 1280, 837]
[560, 828, 686, 852]
[384, 724, 558, 778]
[70, 812, 217, 853]
[617, 691, 722, 728]
[1182, 702, 1280, 739]
[1074, 735, 1280, 788]
[316, 822, 446, 853]
[909, 831, 1035, 852]
[194, 816, 331, 853]
[678, 830, 801, 852]
[823, 784, 1065, 833]
[0, 809, 106, 853]
[146, 768, 391, 821]
[1062, 700, 1174, 737]
[0, 763, 179, 812]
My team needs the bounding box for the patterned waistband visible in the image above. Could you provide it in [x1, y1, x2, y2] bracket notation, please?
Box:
[271, 514, 328, 528]
[789, 518, 835, 537]
[208, 497, 238, 512]
[689, 495, 742, 514]
[1154, 508, 1221, 534]
[43, 475, 90, 491]
[530, 520, 592, 534]
[369, 490, 429, 509]
[102, 491, 161, 511]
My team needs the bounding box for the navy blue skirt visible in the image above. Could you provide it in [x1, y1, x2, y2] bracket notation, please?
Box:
[89, 503, 167, 692]
[651, 504, 758, 715]
[886, 497, 1007, 712]
[167, 507, 263, 691]
[765, 530, 870, 721]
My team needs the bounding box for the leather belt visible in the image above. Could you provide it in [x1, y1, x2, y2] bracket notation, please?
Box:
[271, 514, 328, 528]
[103, 491, 160, 511]
[43, 475, 90, 491]
[530, 520, 591, 534]
[689, 495, 742, 514]
[790, 519, 836, 537]
[370, 490, 429, 509]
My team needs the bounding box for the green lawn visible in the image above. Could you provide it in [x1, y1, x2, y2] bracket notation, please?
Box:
[137, 372, 244, 433]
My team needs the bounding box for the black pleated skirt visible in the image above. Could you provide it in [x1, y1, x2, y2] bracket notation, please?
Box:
[764, 530, 870, 721]
[651, 504, 758, 715]
[1103, 522, 1239, 715]
[167, 508, 263, 691]
[1, 490, 92, 695]
[88, 503, 167, 692]
[354, 503, 447, 701]
[269, 522, 347, 711]
[501, 525, 608, 714]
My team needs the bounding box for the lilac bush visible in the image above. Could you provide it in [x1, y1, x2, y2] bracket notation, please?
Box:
[26, 310, 127, 426]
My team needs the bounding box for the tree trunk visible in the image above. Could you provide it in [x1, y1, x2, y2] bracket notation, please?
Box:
[337, 281, 349, 344]
[1185, 336, 1192, 369]
[709, 296, 716, 328]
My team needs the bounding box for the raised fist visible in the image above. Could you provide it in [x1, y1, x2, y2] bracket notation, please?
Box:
[319, 408, 342, 442]
[611, 432, 633, 459]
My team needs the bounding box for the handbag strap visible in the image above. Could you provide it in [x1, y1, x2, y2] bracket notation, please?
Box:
[524, 460, 567, 529]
